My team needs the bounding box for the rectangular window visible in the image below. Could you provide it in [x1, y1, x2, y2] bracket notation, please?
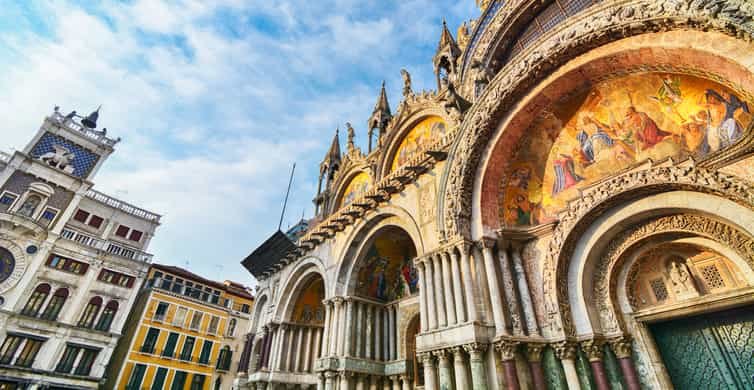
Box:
[153, 302, 169, 322]
[152, 367, 168, 390]
[171, 371, 187, 390]
[141, 328, 160, 354]
[88, 215, 104, 229]
[163, 332, 179, 358]
[129, 229, 143, 242]
[207, 316, 220, 335]
[189, 312, 203, 331]
[0, 193, 17, 207]
[180, 336, 195, 361]
[73, 348, 98, 376]
[190, 374, 206, 390]
[73, 209, 89, 223]
[198, 340, 212, 364]
[125, 363, 147, 390]
[46, 255, 88, 275]
[14, 339, 43, 367]
[98, 269, 135, 288]
[115, 225, 130, 237]
[55, 345, 81, 373]
[173, 307, 188, 327]
[0, 336, 24, 365]
[241, 304, 250, 314]
[40, 208, 57, 226]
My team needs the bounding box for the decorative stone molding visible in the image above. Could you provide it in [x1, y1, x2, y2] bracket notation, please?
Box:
[442, 0, 754, 242]
[552, 341, 578, 361]
[524, 343, 545, 362]
[580, 339, 606, 362]
[463, 342, 488, 358]
[608, 336, 634, 359]
[542, 165, 754, 336]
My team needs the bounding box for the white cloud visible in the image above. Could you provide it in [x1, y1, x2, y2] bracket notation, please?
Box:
[0, 0, 478, 286]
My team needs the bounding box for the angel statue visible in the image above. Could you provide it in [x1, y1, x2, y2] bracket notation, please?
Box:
[401, 69, 413, 97]
[346, 122, 355, 151]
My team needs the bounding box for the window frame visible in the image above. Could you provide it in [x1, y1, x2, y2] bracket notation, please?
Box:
[140, 327, 160, 354]
[40, 288, 69, 321]
[180, 336, 195, 361]
[21, 284, 51, 317]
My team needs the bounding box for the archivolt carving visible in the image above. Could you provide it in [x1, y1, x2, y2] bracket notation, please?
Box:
[595, 214, 754, 335]
[544, 165, 754, 336]
[442, 0, 754, 241]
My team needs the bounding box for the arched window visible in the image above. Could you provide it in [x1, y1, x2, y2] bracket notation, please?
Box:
[216, 346, 232, 371]
[227, 318, 237, 337]
[41, 288, 69, 320]
[77, 297, 102, 328]
[95, 300, 119, 332]
[21, 284, 51, 316]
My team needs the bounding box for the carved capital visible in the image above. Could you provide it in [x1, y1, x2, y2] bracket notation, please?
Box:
[480, 237, 497, 249]
[418, 352, 435, 366]
[525, 343, 545, 363]
[552, 341, 578, 361]
[325, 371, 338, 380]
[433, 348, 451, 362]
[451, 346, 466, 362]
[463, 342, 488, 359]
[609, 336, 634, 359]
[495, 340, 520, 361]
[580, 339, 605, 362]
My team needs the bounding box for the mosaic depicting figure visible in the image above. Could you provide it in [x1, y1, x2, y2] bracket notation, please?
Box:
[502, 73, 753, 226]
[339, 172, 371, 207]
[357, 232, 418, 302]
[391, 116, 447, 171]
[291, 279, 325, 325]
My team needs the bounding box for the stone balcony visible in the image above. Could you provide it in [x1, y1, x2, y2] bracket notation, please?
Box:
[60, 227, 153, 262]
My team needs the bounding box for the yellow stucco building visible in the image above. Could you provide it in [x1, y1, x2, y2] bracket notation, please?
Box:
[106, 264, 254, 390]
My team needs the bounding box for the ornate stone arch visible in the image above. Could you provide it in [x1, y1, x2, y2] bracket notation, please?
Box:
[274, 256, 328, 321]
[329, 167, 373, 214]
[250, 292, 270, 334]
[440, 0, 754, 240]
[333, 205, 424, 297]
[543, 165, 754, 337]
[376, 107, 455, 180]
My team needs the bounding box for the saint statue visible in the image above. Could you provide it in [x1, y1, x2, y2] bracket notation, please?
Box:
[667, 260, 698, 298]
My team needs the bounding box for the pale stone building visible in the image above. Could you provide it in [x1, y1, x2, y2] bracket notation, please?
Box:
[0, 108, 160, 389]
[237, 1, 754, 389]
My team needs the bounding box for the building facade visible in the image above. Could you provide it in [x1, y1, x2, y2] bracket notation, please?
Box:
[0, 108, 161, 389]
[237, 1, 754, 389]
[106, 264, 254, 390]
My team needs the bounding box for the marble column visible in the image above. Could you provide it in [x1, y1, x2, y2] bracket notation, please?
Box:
[368, 376, 379, 390]
[481, 240, 507, 335]
[449, 250, 467, 323]
[325, 372, 337, 390]
[284, 325, 295, 371]
[356, 375, 366, 390]
[313, 328, 323, 366]
[458, 245, 479, 324]
[432, 255, 448, 328]
[322, 300, 332, 356]
[339, 298, 348, 356]
[366, 304, 374, 359]
[554, 341, 582, 390]
[375, 307, 382, 360]
[423, 259, 438, 329]
[451, 347, 470, 390]
[401, 375, 411, 390]
[441, 252, 457, 326]
[609, 337, 641, 390]
[496, 341, 520, 390]
[582, 339, 610, 390]
[382, 377, 391, 390]
[295, 327, 305, 371]
[340, 371, 352, 390]
[331, 299, 342, 356]
[261, 327, 271, 370]
[509, 243, 539, 335]
[272, 325, 284, 370]
[464, 343, 489, 390]
[496, 245, 522, 335]
[436, 350, 455, 390]
[302, 327, 313, 372]
[525, 343, 546, 390]
[345, 299, 356, 356]
[388, 305, 396, 361]
[356, 301, 365, 358]
[383, 307, 390, 360]
[417, 261, 429, 332]
[421, 353, 438, 390]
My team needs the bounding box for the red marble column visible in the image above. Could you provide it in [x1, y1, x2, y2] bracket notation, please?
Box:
[582, 339, 609, 390]
[525, 343, 547, 390]
[610, 337, 641, 390]
[497, 340, 521, 390]
[589, 360, 611, 390]
[503, 360, 520, 390]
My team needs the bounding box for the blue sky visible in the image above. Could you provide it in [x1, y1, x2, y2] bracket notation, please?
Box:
[0, 1, 479, 287]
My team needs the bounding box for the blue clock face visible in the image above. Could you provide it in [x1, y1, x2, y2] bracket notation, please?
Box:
[0, 248, 15, 284]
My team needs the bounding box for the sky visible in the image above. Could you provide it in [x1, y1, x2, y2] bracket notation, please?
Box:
[0, 0, 479, 288]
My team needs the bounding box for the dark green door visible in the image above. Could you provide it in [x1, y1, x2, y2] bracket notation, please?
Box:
[650, 305, 754, 389]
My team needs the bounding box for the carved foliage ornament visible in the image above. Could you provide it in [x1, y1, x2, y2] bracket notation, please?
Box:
[545, 165, 754, 336]
[443, 0, 754, 241]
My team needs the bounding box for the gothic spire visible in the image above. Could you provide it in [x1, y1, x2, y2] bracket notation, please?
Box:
[368, 82, 393, 152]
[437, 18, 460, 55]
[325, 127, 341, 164]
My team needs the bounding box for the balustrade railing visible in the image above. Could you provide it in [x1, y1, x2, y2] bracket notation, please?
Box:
[85, 189, 161, 223]
[60, 228, 153, 262]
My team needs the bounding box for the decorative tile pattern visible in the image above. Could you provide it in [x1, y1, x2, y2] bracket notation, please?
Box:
[30, 132, 100, 178]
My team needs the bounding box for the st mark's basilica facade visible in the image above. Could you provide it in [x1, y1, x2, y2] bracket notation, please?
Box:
[237, 0, 754, 389]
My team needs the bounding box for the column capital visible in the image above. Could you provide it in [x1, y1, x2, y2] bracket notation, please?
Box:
[494, 340, 520, 361]
[552, 341, 579, 361]
[450, 346, 466, 361]
[463, 342, 488, 358]
[432, 348, 451, 361]
[324, 371, 338, 379]
[332, 296, 345, 305]
[608, 336, 633, 359]
[524, 343, 546, 362]
[580, 338, 606, 362]
[418, 352, 435, 365]
[456, 241, 472, 255]
[479, 237, 497, 249]
[400, 374, 411, 381]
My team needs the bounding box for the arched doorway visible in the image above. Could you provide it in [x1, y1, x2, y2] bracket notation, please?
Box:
[279, 273, 326, 375]
[406, 314, 423, 388]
